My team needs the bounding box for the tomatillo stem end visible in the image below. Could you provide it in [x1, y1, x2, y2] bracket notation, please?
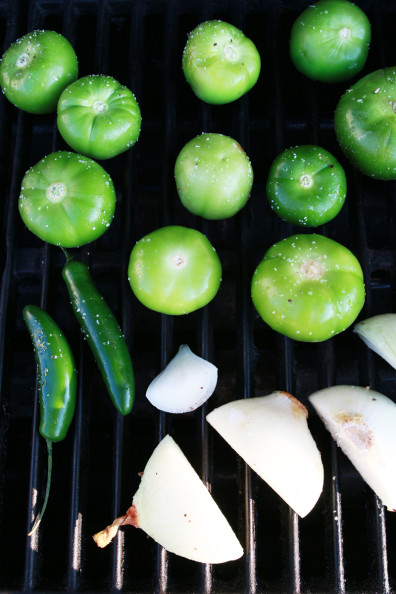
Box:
[46, 182, 67, 204]
[300, 259, 324, 280]
[16, 52, 31, 68]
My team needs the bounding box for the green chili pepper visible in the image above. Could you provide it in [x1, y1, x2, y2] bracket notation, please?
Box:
[62, 258, 135, 415]
[23, 304, 77, 534]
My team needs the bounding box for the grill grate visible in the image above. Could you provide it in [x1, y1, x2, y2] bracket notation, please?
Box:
[0, 0, 396, 592]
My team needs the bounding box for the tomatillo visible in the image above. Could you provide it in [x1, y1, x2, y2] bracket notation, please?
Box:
[290, 0, 371, 83]
[128, 225, 222, 315]
[57, 74, 141, 160]
[266, 145, 347, 227]
[334, 67, 396, 180]
[182, 20, 261, 104]
[251, 234, 365, 342]
[174, 133, 253, 220]
[0, 30, 78, 114]
[18, 151, 116, 248]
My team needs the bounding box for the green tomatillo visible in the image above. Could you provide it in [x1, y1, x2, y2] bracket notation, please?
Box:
[266, 145, 347, 227]
[174, 133, 253, 220]
[18, 151, 116, 248]
[334, 67, 396, 180]
[128, 225, 222, 315]
[182, 20, 261, 104]
[251, 234, 365, 342]
[57, 74, 141, 160]
[0, 30, 78, 114]
[290, 0, 371, 83]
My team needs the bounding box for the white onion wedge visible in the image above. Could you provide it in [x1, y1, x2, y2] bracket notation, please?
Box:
[146, 345, 218, 413]
[93, 435, 243, 564]
[354, 314, 396, 370]
[206, 392, 324, 517]
[309, 385, 396, 511]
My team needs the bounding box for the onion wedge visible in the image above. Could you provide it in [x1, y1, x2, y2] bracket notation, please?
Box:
[146, 345, 218, 413]
[309, 385, 396, 511]
[93, 434, 243, 563]
[354, 314, 396, 370]
[206, 392, 324, 517]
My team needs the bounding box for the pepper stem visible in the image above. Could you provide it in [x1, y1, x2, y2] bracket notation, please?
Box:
[60, 247, 72, 263]
[28, 439, 53, 536]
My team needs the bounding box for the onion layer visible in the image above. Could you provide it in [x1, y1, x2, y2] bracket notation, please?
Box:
[146, 345, 218, 413]
[309, 385, 396, 511]
[206, 392, 324, 517]
[354, 314, 396, 370]
[93, 435, 243, 563]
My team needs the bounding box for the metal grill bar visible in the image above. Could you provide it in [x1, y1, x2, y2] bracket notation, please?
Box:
[269, 7, 302, 592]
[239, 115, 257, 594]
[156, 4, 180, 592]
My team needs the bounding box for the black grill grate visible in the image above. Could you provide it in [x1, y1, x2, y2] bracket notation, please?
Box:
[1, 0, 396, 592]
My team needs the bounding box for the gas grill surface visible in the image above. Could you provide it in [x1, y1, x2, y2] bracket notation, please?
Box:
[1, 0, 396, 592]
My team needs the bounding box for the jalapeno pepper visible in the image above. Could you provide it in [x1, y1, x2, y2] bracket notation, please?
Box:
[23, 304, 77, 534]
[62, 258, 135, 415]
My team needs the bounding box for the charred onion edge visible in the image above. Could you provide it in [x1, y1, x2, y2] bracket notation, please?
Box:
[93, 505, 138, 548]
[278, 390, 308, 419]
